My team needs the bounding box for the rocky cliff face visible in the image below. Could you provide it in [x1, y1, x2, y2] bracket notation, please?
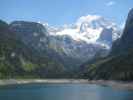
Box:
[97, 28, 113, 46]
[10, 21, 49, 51]
[111, 8, 133, 54]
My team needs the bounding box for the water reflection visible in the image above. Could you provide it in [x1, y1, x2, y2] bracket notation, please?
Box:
[0, 83, 133, 100]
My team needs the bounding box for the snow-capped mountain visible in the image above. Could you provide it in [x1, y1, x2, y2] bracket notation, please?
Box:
[47, 15, 120, 61]
[48, 15, 119, 44]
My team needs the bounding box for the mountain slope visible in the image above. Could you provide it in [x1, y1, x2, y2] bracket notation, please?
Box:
[111, 8, 133, 55]
[9, 21, 82, 73]
[81, 8, 133, 80]
[0, 20, 66, 78]
[47, 15, 120, 62]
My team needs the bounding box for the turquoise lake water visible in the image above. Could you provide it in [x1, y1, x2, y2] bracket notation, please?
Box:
[0, 83, 133, 100]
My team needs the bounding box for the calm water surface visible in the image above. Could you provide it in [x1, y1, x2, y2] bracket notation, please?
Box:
[0, 83, 133, 100]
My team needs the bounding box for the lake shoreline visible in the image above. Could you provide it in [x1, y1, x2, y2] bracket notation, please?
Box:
[88, 80, 133, 90]
[0, 79, 133, 90]
[0, 79, 89, 85]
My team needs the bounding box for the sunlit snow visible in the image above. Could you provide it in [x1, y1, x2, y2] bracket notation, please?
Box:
[42, 15, 120, 44]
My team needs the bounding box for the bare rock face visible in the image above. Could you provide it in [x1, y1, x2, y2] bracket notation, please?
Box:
[111, 8, 133, 54]
[9, 21, 49, 50]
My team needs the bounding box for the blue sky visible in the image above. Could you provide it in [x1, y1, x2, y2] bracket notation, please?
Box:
[0, 0, 132, 26]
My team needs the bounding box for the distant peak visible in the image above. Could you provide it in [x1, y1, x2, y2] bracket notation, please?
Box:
[128, 8, 133, 17]
[76, 15, 103, 26]
[129, 8, 133, 13]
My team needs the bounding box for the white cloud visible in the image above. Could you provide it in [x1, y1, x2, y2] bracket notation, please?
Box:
[106, 1, 116, 6]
